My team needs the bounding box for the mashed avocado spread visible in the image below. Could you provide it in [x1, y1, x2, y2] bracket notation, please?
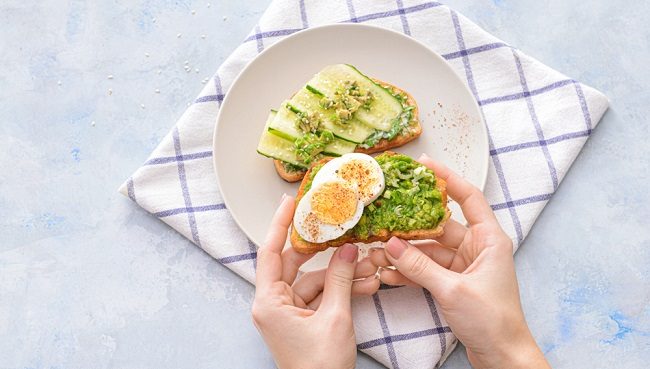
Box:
[303, 153, 446, 240]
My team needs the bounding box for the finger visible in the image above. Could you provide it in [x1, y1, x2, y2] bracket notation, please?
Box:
[352, 275, 381, 296]
[281, 247, 315, 285]
[256, 195, 295, 291]
[378, 269, 418, 287]
[418, 154, 495, 225]
[305, 277, 381, 310]
[355, 257, 380, 279]
[307, 293, 323, 310]
[292, 258, 379, 307]
[318, 243, 358, 313]
[433, 219, 467, 249]
[370, 242, 457, 270]
[292, 293, 309, 309]
[370, 247, 392, 268]
[416, 241, 457, 269]
[383, 237, 455, 296]
[293, 270, 326, 305]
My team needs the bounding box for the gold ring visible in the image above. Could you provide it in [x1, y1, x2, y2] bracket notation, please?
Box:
[374, 267, 384, 280]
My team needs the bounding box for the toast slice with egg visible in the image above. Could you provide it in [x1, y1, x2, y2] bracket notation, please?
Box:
[273, 79, 422, 182]
[290, 151, 450, 254]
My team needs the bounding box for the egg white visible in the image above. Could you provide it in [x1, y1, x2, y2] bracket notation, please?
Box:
[311, 153, 385, 205]
[293, 180, 364, 243]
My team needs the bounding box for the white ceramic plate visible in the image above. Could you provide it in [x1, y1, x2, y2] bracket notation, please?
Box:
[214, 24, 488, 271]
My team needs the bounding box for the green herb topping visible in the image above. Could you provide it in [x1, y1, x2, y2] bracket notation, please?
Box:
[319, 80, 374, 125]
[295, 131, 334, 165]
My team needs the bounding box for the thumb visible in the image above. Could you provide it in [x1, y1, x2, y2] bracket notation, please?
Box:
[318, 243, 358, 313]
[384, 237, 454, 296]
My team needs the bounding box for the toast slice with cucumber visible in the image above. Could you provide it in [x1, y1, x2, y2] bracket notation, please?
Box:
[257, 64, 422, 182]
[290, 152, 450, 254]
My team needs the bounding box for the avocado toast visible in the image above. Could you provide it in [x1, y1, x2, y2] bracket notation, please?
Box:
[257, 64, 422, 182]
[290, 151, 450, 254]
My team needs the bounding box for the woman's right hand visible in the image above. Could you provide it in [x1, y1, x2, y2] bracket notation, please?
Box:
[371, 154, 550, 369]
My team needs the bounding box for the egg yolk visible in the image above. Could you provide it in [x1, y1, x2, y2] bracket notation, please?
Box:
[310, 181, 358, 225]
[339, 160, 376, 200]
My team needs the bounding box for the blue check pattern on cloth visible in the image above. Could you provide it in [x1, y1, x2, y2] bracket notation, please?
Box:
[119, 1, 609, 368]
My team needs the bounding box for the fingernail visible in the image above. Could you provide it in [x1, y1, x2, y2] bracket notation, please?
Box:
[386, 237, 408, 259]
[280, 193, 287, 202]
[339, 243, 358, 263]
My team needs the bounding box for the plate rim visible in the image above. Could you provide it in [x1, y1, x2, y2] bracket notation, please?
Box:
[213, 23, 489, 246]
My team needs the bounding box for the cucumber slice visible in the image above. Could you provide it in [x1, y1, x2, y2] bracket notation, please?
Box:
[268, 101, 303, 140]
[267, 104, 356, 157]
[308, 64, 403, 131]
[289, 88, 375, 144]
[323, 137, 356, 156]
[257, 111, 308, 168]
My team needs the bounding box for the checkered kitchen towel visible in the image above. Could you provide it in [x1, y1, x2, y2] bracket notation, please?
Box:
[120, 1, 609, 368]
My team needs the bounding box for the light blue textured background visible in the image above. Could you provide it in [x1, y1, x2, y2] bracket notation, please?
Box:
[1, 1, 648, 368]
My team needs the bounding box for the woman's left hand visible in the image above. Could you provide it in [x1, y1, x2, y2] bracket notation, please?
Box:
[252, 194, 380, 369]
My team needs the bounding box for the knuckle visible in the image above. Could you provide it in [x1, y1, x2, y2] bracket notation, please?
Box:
[407, 252, 431, 279]
[477, 225, 514, 254]
[444, 278, 468, 299]
[449, 279, 465, 294]
[469, 184, 481, 195]
[456, 176, 479, 197]
[328, 270, 353, 289]
[250, 302, 267, 325]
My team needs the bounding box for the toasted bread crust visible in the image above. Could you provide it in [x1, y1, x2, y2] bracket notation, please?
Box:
[273, 160, 307, 182]
[273, 78, 422, 182]
[290, 152, 450, 254]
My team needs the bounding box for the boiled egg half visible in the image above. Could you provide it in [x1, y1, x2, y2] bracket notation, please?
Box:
[311, 153, 385, 205]
[293, 153, 386, 243]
